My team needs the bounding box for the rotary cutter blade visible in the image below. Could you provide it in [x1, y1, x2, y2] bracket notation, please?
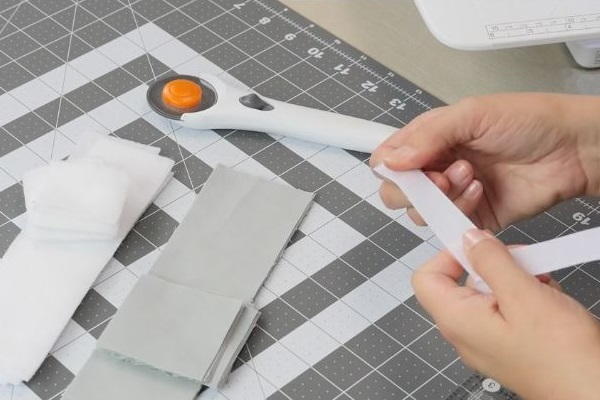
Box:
[146, 73, 397, 153]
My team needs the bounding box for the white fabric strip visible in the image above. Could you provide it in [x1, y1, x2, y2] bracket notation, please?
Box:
[0, 133, 174, 384]
[374, 165, 600, 290]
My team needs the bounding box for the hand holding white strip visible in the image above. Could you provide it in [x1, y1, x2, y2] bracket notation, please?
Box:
[374, 164, 600, 292]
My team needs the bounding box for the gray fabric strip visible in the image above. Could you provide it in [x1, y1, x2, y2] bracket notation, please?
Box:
[152, 165, 314, 303]
[97, 275, 243, 382]
[64, 166, 312, 398]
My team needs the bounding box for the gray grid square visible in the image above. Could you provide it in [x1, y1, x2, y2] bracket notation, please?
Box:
[133, 208, 179, 247]
[35, 97, 84, 127]
[95, 67, 142, 97]
[47, 35, 93, 62]
[282, 161, 332, 192]
[229, 0, 267, 25]
[442, 359, 475, 387]
[4, 112, 53, 144]
[282, 61, 328, 90]
[253, 142, 303, 175]
[497, 226, 535, 245]
[281, 368, 341, 400]
[180, 0, 223, 24]
[371, 222, 423, 258]
[26, 356, 74, 400]
[132, 0, 174, 21]
[334, 96, 383, 121]
[412, 374, 457, 400]
[0, 31, 39, 58]
[379, 350, 436, 393]
[561, 270, 600, 307]
[81, 0, 123, 18]
[255, 16, 292, 40]
[409, 329, 457, 370]
[347, 371, 406, 400]
[155, 9, 197, 37]
[341, 240, 394, 278]
[375, 304, 432, 345]
[0, 183, 25, 219]
[258, 298, 306, 340]
[114, 229, 156, 265]
[316, 181, 362, 216]
[254, 75, 302, 101]
[103, 7, 143, 34]
[281, 278, 337, 318]
[29, 0, 73, 15]
[404, 296, 434, 324]
[308, 78, 355, 109]
[582, 260, 600, 282]
[0, 128, 21, 157]
[514, 212, 568, 242]
[255, 44, 300, 72]
[312, 259, 367, 298]
[54, 5, 98, 31]
[75, 20, 119, 48]
[226, 129, 276, 155]
[345, 325, 402, 368]
[17, 47, 63, 76]
[89, 318, 111, 339]
[114, 118, 164, 144]
[179, 26, 222, 53]
[154, 135, 193, 163]
[24, 17, 68, 45]
[123, 55, 169, 83]
[0, 222, 19, 257]
[288, 92, 328, 110]
[65, 81, 112, 112]
[339, 201, 392, 236]
[230, 28, 272, 56]
[7, 3, 44, 28]
[72, 289, 117, 330]
[314, 347, 371, 390]
[229, 58, 274, 88]
[240, 327, 276, 361]
[205, 12, 247, 39]
[181, 155, 213, 190]
[204, 42, 247, 69]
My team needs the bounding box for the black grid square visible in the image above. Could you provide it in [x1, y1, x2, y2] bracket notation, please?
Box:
[154, 9, 196, 37]
[26, 356, 74, 400]
[205, 12, 247, 40]
[281, 278, 337, 318]
[54, 5, 98, 31]
[0, 221, 19, 258]
[47, 35, 93, 62]
[230, 28, 272, 56]
[341, 240, 395, 278]
[371, 222, 423, 258]
[94, 67, 141, 97]
[376, 304, 432, 345]
[81, 0, 123, 18]
[379, 350, 437, 393]
[24, 17, 68, 45]
[180, 0, 222, 24]
[132, 0, 174, 21]
[134, 208, 179, 247]
[282, 161, 332, 192]
[254, 75, 301, 101]
[409, 329, 457, 370]
[204, 42, 247, 69]
[316, 181, 362, 216]
[72, 289, 117, 330]
[114, 230, 156, 265]
[339, 200, 392, 236]
[312, 259, 367, 298]
[255, 45, 300, 72]
[17, 47, 63, 76]
[179, 25, 222, 53]
[314, 347, 371, 390]
[75, 20, 119, 48]
[7, 2, 44, 28]
[4, 112, 53, 144]
[281, 368, 340, 400]
[0, 183, 25, 219]
[345, 325, 402, 368]
[0, 31, 39, 59]
[65, 81, 112, 112]
[258, 298, 306, 340]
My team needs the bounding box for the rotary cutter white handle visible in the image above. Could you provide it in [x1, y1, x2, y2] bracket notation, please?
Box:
[179, 75, 397, 153]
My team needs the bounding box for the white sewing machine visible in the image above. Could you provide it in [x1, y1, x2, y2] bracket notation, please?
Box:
[414, 0, 600, 68]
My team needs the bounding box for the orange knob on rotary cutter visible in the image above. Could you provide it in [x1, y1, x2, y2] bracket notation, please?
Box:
[161, 79, 203, 110]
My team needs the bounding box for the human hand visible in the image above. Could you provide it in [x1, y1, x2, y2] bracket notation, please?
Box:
[413, 229, 600, 400]
[370, 93, 600, 231]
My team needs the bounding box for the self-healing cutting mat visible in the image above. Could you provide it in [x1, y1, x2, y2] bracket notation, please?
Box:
[0, 1, 599, 400]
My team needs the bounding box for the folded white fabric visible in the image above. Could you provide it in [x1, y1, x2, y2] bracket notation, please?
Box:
[23, 159, 129, 241]
[0, 132, 174, 384]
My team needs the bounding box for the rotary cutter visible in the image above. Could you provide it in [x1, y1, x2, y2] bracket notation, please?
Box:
[147, 74, 397, 153]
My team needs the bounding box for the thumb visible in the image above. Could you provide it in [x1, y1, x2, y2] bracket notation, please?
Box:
[464, 229, 538, 303]
[382, 102, 477, 171]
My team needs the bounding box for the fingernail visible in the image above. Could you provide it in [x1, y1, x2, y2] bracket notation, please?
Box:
[464, 180, 482, 197]
[447, 162, 469, 185]
[383, 146, 418, 166]
[463, 229, 494, 250]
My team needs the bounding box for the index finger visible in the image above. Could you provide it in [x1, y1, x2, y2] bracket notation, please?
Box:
[412, 250, 477, 320]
